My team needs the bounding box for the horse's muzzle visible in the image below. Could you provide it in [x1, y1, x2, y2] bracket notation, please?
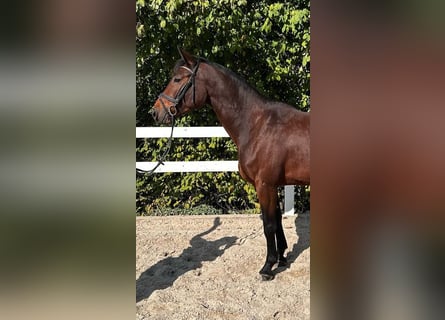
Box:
[149, 108, 157, 122]
[150, 106, 172, 124]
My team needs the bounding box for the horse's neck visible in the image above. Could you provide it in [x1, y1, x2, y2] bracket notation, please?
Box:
[205, 64, 261, 146]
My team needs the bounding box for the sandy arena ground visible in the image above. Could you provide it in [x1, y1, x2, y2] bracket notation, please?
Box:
[136, 213, 310, 320]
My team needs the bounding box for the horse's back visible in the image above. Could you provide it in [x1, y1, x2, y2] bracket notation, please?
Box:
[263, 102, 309, 142]
[282, 107, 310, 184]
[245, 103, 310, 186]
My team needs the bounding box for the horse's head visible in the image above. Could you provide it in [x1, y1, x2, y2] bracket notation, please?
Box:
[151, 48, 208, 124]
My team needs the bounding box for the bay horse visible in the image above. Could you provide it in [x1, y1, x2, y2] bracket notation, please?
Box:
[150, 48, 310, 280]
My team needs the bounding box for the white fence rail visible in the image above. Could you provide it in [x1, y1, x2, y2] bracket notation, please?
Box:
[136, 126, 229, 138]
[136, 127, 295, 215]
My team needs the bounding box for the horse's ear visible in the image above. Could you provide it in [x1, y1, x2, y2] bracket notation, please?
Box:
[178, 47, 196, 66]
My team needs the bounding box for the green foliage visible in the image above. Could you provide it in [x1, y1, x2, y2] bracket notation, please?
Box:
[136, 0, 310, 215]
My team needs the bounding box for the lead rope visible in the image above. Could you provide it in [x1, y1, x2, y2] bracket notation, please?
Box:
[136, 115, 175, 175]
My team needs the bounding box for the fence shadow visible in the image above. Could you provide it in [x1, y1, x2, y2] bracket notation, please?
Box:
[136, 217, 237, 302]
[275, 210, 310, 276]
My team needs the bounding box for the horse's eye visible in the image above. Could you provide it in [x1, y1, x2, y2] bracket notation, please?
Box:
[173, 78, 181, 83]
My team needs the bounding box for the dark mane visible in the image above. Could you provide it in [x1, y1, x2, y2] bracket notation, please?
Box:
[211, 62, 268, 102]
[173, 57, 267, 102]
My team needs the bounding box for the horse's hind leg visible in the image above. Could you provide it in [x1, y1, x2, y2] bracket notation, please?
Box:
[275, 204, 288, 266]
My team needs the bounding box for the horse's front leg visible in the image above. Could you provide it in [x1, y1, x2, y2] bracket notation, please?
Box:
[275, 203, 288, 266]
[256, 182, 278, 280]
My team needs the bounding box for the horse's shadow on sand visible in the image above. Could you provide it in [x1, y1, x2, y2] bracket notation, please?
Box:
[275, 211, 310, 276]
[136, 217, 237, 302]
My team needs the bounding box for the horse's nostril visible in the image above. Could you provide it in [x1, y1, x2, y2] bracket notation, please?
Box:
[149, 108, 158, 122]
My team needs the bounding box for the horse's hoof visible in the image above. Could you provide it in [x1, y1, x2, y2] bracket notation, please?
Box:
[278, 257, 288, 267]
[278, 260, 287, 267]
[261, 273, 275, 281]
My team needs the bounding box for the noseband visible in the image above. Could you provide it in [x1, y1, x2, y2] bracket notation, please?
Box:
[158, 59, 201, 118]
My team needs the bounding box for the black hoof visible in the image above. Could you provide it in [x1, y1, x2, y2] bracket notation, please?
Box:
[278, 257, 288, 267]
[260, 273, 275, 281]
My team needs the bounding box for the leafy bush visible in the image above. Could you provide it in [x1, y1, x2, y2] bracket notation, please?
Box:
[136, 0, 310, 215]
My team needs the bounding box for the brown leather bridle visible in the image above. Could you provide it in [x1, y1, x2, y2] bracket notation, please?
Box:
[157, 59, 201, 119]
